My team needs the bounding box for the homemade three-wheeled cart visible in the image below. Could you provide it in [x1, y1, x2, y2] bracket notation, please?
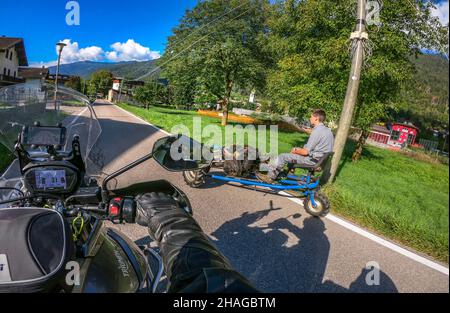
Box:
[183, 146, 332, 217]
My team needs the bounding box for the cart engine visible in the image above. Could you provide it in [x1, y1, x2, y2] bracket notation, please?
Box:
[222, 145, 260, 178]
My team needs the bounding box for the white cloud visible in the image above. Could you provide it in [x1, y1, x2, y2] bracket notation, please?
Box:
[32, 39, 159, 67]
[58, 39, 104, 64]
[29, 60, 58, 68]
[106, 39, 161, 62]
[431, 1, 449, 25]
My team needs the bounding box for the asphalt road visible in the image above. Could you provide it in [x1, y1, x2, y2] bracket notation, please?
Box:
[87, 100, 449, 293]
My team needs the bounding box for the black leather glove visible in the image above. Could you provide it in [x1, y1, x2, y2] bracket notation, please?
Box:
[135, 192, 259, 293]
[135, 192, 181, 240]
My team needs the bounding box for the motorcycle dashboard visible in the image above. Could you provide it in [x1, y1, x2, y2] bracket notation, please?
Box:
[24, 166, 79, 194]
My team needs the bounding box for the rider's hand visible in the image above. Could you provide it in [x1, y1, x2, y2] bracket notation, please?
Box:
[135, 192, 182, 242]
[135, 193, 260, 293]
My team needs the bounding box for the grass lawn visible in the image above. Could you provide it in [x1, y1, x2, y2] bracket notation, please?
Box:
[63, 100, 86, 107]
[118, 103, 307, 153]
[119, 103, 449, 262]
[0, 143, 14, 174]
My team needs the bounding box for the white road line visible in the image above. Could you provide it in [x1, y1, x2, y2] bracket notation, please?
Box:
[68, 107, 88, 126]
[281, 195, 449, 275]
[114, 103, 449, 276]
[325, 213, 449, 275]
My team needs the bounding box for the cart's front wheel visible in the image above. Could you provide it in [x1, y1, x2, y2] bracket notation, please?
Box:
[183, 166, 210, 188]
[303, 192, 330, 217]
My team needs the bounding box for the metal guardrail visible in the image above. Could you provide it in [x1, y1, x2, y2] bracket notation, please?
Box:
[0, 87, 47, 103]
[419, 138, 439, 151]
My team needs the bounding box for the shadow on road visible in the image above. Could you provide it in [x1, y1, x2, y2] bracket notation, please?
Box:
[210, 204, 398, 293]
[91, 103, 398, 293]
[196, 171, 233, 189]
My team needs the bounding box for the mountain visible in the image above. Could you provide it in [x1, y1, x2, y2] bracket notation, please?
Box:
[412, 54, 448, 103]
[396, 53, 449, 134]
[48, 60, 159, 80]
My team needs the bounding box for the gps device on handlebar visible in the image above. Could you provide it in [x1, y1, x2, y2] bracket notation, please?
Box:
[21, 125, 67, 147]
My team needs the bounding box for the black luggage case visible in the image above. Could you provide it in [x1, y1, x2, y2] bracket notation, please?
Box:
[0, 208, 73, 293]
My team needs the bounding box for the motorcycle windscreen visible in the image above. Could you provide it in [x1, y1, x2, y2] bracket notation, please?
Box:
[0, 83, 103, 197]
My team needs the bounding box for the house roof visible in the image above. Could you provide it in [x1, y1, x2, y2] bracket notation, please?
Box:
[392, 122, 419, 130]
[18, 67, 49, 79]
[0, 37, 28, 66]
[371, 124, 391, 134]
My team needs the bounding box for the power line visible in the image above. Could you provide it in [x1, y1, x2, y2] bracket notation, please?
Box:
[123, 1, 252, 81]
[404, 0, 449, 60]
[135, 1, 255, 81]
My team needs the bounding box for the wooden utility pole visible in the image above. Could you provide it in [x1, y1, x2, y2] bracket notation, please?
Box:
[324, 0, 368, 183]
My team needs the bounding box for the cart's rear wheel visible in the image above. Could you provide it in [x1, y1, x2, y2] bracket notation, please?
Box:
[303, 192, 330, 217]
[183, 166, 210, 188]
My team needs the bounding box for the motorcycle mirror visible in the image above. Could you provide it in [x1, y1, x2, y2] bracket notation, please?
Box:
[152, 135, 211, 172]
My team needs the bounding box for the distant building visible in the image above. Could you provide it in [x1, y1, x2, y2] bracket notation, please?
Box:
[368, 122, 419, 149]
[18, 66, 49, 87]
[0, 37, 28, 87]
[108, 77, 145, 102]
[388, 123, 418, 148]
[46, 73, 76, 85]
[368, 125, 391, 145]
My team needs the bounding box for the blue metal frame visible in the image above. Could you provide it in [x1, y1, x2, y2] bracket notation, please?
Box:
[209, 173, 320, 208]
[210, 174, 318, 190]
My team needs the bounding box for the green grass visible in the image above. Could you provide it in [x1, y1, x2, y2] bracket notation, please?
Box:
[0, 143, 14, 174]
[118, 103, 307, 153]
[62, 100, 86, 107]
[119, 103, 449, 262]
[323, 142, 449, 262]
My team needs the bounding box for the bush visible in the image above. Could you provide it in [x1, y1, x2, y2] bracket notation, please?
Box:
[236, 101, 257, 111]
[402, 147, 449, 165]
[193, 102, 214, 110]
[0, 144, 14, 174]
[251, 112, 282, 123]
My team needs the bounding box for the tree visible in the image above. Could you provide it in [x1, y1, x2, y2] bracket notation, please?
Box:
[64, 76, 82, 92]
[134, 85, 154, 109]
[134, 82, 169, 109]
[350, 0, 448, 161]
[266, 0, 448, 161]
[85, 79, 97, 98]
[162, 0, 271, 125]
[89, 70, 114, 96]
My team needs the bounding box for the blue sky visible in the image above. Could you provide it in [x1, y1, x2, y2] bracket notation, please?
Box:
[0, 0, 198, 66]
[0, 0, 448, 66]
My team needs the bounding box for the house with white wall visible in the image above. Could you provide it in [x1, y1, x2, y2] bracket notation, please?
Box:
[0, 37, 28, 87]
[18, 66, 49, 86]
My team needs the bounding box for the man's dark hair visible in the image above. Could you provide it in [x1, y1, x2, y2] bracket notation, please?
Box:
[312, 109, 326, 122]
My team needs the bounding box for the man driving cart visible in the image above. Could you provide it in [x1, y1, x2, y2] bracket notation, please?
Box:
[256, 110, 334, 183]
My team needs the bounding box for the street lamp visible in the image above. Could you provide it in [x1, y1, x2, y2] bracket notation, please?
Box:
[54, 42, 67, 111]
